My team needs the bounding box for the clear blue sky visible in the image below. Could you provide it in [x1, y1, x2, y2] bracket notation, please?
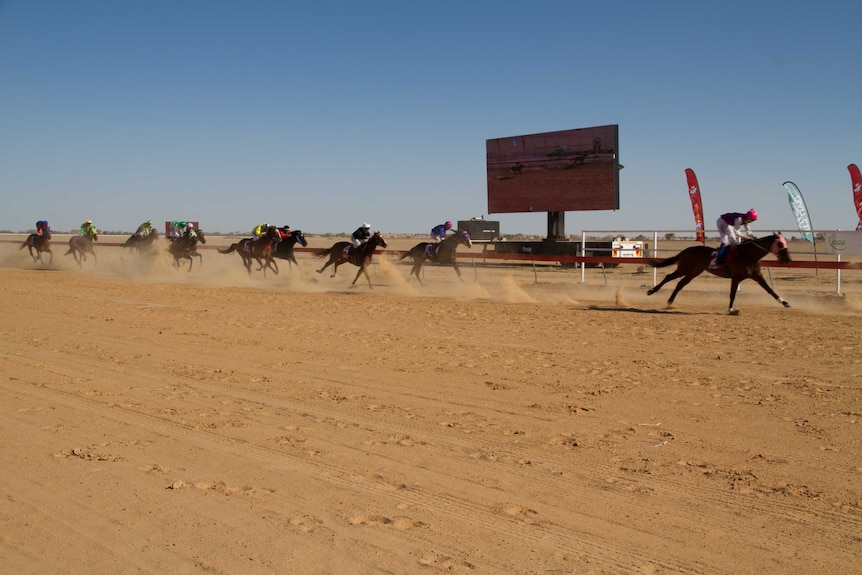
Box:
[1, 1, 860, 236]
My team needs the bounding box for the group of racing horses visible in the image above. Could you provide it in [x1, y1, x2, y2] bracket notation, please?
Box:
[19, 224, 794, 313]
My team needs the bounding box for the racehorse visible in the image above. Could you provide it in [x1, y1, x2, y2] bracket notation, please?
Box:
[272, 229, 308, 269]
[218, 226, 280, 276]
[314, 231, 387, 288]
[123, 230, 159, 254]
[646, 233, 792, 314]
[169, 229, 207, 271]
[399, 230, 472, 284]
[65, 229, 98, 267]
[20, 233, 53, 265]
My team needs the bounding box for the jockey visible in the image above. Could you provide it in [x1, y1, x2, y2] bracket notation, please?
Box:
[277, 224, 291, 240]
[431, 221, 453, 242]
[80, 219, 97, 236]
[252, 222, 270, 239]
[134, 219, 154, 237]
[169, 221, 188, 240]
[185, 222, 197, 239]
[351, 223, 372, 248]
[713, 209, 757, 266]
[35, 220, 52, 236]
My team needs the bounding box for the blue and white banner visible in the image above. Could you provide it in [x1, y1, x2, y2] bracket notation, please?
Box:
[783, 181, 814, 244]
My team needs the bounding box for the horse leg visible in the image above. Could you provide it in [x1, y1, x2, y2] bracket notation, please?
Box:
[268, 258, 279, 276]
[353, 264, 373, 288]
[647, 268, 685, 296]
[27, 246, 37, 263]
[330, 261, 343, 278]
[410, 260, 424, 285]
[727, 278, 742, 313]
[317, 256, 334, 275]
[749, 273, 791, 309]
[452, 261, 463, 281]
[666, 272, 702, 306]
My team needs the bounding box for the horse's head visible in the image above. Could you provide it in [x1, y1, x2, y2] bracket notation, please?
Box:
[196, 230, 207, 244]
[770, 232, 791, 264]
[458, 230, 472, 248]
[293, 230, 307, 246]
[371, 231, 387, 248]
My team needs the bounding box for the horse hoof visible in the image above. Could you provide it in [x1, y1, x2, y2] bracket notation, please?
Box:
[782, 301, 792, 308]
[728, 309, 741, 316]
[647, 289, 655, 296]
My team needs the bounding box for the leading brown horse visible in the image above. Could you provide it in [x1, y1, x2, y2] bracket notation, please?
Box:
[399, 230, 472, 284]
[218, 226, 280, 276]
[21, 233, 53, 265]
[314, 231, 387, 288]
[647, 233, 792, 314]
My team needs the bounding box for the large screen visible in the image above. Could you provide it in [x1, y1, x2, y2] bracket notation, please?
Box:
[486, 125, 619, 214]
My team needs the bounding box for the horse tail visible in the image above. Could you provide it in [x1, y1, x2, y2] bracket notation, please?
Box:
[399, 243, 424, 260]
[647, 255, 680, 268]
[312, 248, 331, 259]
[218, 244, 238, 254]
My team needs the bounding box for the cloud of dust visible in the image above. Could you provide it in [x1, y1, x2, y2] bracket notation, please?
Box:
[4, 238, 860, 315]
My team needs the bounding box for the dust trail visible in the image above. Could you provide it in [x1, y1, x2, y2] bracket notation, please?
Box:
[615, 287, 630, 308]
[496, 277, 536, 303]
[376, 258, 418, 296]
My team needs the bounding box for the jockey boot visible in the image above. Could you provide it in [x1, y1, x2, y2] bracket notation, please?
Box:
[709, 247, 724, 269]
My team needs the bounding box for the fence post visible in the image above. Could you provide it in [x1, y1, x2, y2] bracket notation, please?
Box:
[580, 231, 586, 283]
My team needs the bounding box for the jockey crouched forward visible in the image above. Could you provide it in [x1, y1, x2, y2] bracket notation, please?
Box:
[350, 223, 372, 250]
[712, 209, 757, 268]
[135, 220, 154, 237]
[426, 221, 452, 256]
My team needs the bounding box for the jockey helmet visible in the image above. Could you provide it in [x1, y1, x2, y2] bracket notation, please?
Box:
[282, 224, 289, 229]
[146, 219, 152, 225]
[86, 219, 92, 224]
[362, 222, 370, 228]
[187, 222, 194, 229]
[445, 221, 452, 227]
[746, 209, 758, 222]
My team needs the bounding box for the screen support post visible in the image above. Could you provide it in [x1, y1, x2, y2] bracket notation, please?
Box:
[546, 211, 566, 240]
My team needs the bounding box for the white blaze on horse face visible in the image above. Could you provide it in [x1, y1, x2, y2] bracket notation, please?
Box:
[772, 235, 788, 253]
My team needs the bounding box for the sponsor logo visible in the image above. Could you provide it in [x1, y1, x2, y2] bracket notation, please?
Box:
[829, 238, 846, 252]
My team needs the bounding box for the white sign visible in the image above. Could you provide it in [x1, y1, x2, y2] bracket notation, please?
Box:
[823, 231, 862, 255]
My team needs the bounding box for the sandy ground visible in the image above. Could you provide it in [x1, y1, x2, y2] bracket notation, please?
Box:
[1, 234, 861, 574]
